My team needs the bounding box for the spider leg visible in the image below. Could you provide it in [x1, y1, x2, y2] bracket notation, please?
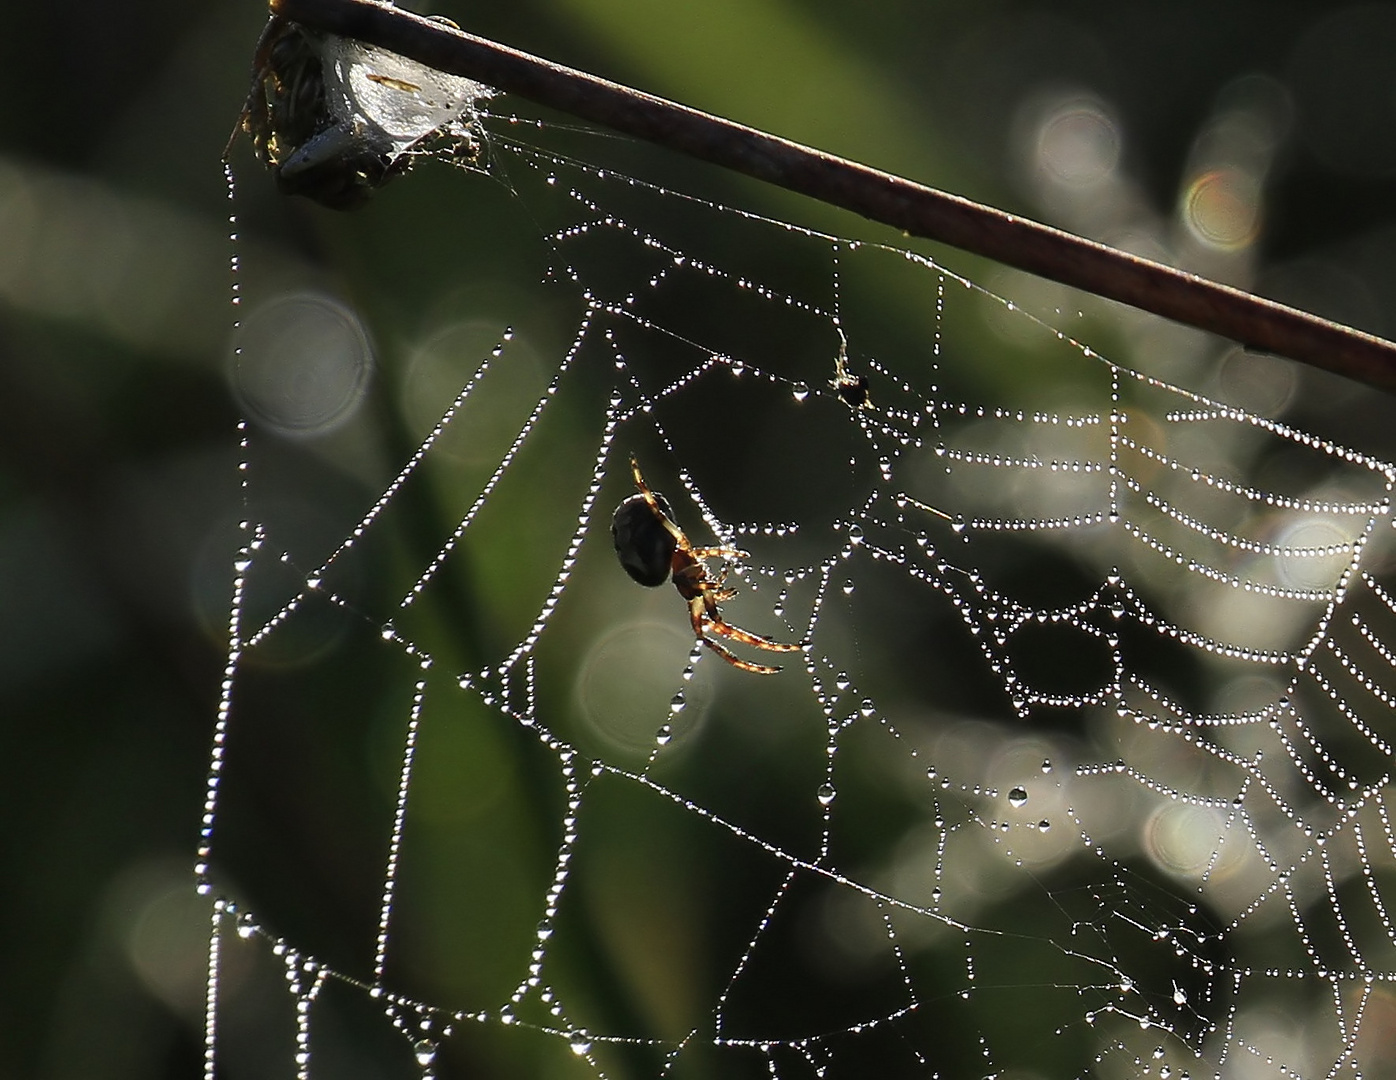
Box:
[688, 594, 801, 673]
[700, 635, 785, 676]
[686, 598, 783, 673]
[226, 14, 290, 159]
[629, 455, 689, 547]
[693, 572, 801, 655]
[704, 615, 804, 654]
[690, 545, 750, 562]
[692, 558, 748, 605]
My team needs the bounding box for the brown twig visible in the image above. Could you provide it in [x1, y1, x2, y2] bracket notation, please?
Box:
[268, 0, 1396, 396]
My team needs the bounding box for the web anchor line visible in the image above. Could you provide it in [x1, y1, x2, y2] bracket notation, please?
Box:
[266, 0, 1396, 395]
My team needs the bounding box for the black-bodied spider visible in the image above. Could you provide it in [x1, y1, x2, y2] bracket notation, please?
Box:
[611, 456, 802, 674]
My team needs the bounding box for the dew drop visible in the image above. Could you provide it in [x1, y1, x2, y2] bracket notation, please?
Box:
[569, 1034, 593, 1056]
[792, 381, 810, 402]
[1008, 787, 1028, 808]
[655, 724, 673, 746]
[817, 783, 837, 806]
[669, 692, 685, 715]
[413, 1039, 438, 1066]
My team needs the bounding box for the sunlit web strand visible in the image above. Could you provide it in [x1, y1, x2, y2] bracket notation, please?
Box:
[194, 426, 257, 891]
[487, 127, 847, 246]
[1138, 490, 1363, 559]
[1348, 821, 1396, 953]
[1120, 519, 1344, 601]
[1351, 609, 1396, 674]
[373, 678, 427, 983]
[400, 310, 594, 610]
[238, 331, 516, 649]
[1324, 636, 1396, 714]
[543, 186, 834, 322]
[591, 760, 1138, 999]
[493, 392, 624, 676]
[1376, 795, 1396, 862]
[1118, 436, 1393, 515]
[1165, 404, 1396, 476]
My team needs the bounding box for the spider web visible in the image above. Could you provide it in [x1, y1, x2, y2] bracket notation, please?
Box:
[205, 74, 1396, 1080]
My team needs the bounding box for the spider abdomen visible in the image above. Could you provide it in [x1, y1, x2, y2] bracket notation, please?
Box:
[612, 491, 677, 587]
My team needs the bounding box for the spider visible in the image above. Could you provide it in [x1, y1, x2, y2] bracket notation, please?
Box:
[227, 16, 402, 210]
[227, 15, 479, 210]
[611, 455, 802, 674]
[829, 333, 871, 410]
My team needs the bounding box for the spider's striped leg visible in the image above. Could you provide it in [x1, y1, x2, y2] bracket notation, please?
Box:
[695, 587, 800, 654]
[702, 634, 785, 675]
[689, 595, 801, 672]
[629, 455, 688, 545]
[690, 545, 750, 562]
[687, 596, 785, 674]
[705, 617, 803, 654]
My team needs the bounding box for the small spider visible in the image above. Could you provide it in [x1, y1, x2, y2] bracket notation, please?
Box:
[611, 455, 802, 674]
[829, 334, 871, 410]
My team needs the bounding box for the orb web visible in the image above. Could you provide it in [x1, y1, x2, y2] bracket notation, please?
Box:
[203, 93, 1396, 1080]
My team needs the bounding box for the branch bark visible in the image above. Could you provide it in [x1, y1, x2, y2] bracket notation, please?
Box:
[267, 0, 1396, 396]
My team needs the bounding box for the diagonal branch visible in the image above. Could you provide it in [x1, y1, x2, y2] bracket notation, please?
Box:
[267, 0, 1396, 397]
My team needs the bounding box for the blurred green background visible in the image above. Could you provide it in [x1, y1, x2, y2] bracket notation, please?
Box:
[3, 1, 1396, 1077]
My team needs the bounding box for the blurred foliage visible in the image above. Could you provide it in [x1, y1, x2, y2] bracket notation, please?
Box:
[2, 1, 1395, 1077]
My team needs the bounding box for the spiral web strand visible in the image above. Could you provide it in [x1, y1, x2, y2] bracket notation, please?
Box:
[205, 106, 1396, 1079]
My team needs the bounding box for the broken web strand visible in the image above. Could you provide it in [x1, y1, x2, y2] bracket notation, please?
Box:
[211, 83, 1396, 1079]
